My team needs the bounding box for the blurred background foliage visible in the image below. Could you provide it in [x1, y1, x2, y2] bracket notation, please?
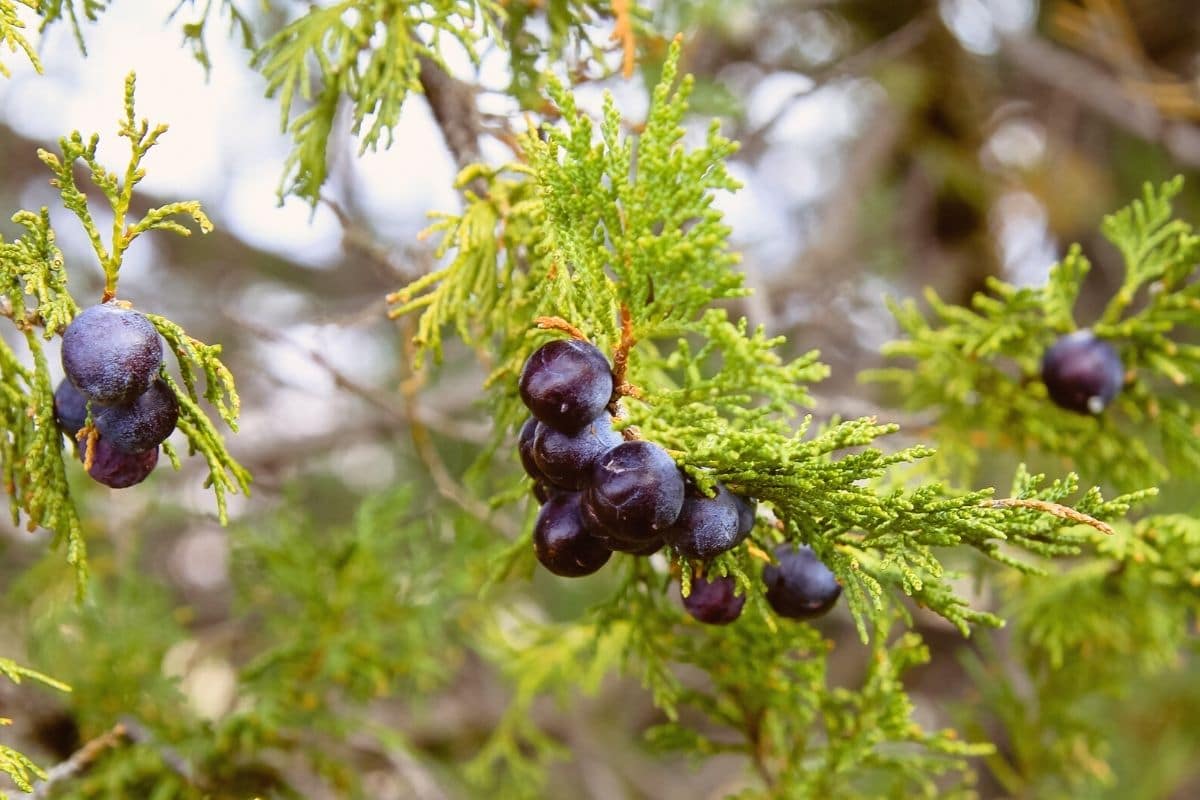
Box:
[1, 0, 1199, 797]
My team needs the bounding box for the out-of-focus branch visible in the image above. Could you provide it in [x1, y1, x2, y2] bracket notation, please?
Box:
[32, 718, 193, 797]
[418, 56, 485, 180]
[999, 34, 1200, 167]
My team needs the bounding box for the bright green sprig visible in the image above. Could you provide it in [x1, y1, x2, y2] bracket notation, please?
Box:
[38, 72, 213, 301]
[0, 0, 40, 76]
[34, 0, 106, 55]
[0, 657, 68, 799]
[253, 0, 502, 204]
[869, 178, 1200, 490]
[169, 0, 255, 73]
[0, 209, 87, 592]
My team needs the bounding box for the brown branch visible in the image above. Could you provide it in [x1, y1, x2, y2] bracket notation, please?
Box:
[983, 498, 1115, 536]
[610, 0, 637, 80]
[32, 723, 128, 797]
[999, 33, 1200, 167]
[534, 315, 589, 342]
[417, 56, 485, 182]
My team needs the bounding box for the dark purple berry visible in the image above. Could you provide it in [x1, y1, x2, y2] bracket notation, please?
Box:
[763, 545, 841, 620]
[733, 494, 757, 539]
[533, 492, 612, 577]
[532, 413, 622, 490]
[61, 303, 163, 406]
[682, 574, 745, 625]
[532, 479, 559, 503]
[82, 439, 159, 489]
[518, 418, 545, 482]
[519, 339, 614, 433]
[663, 483, 741, 560]
[1041, 330, 1124, 415]
[585, 441, 685, 542]
[54, 380, 89, 439]
[597, 534, 664, 555]
[94, 379, 178, 453]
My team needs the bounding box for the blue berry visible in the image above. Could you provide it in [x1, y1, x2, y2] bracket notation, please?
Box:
[518, 418, 545, 482]
[682, 574, 745, 625]
[733, 493, 757, 539]
[585, 440, 685, 542]
[533, 492, 612, 577]
[94, 379, 178, 453]
[532, 413, 622, 490]
[519, 339, 614, 433]
[1041, 330, 1124, 415]
[663, 483, 741, 560]
[53, 380, 89, 440]
[763, 545, 840, 620]
[62, 303, 163, 406]
[83, 439, 159, 489]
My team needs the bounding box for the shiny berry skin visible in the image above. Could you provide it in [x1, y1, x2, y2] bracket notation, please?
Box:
[533, 492, 612, 577]
[733, 494, 757, 539]
[663, 483, 741, 560]
[53, 380, 89, 439]
[1041, 330, 1124, 415]
[682, 574, 745, 625]
[532, 413, 622, 490]
[83, 439, 159, 489]
[585, 441, 685, 542]
[597, 534, 664, 555]
[94, 379, 179, 453]
[61, 303, 163, 406]
[532, 481, 562, 504]
[519, 339, 614, 433]
[518, 418, 545, 481]
[763, 545, 841, 620]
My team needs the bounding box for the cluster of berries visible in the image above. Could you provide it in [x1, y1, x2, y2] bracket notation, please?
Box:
[516, 338, 841, 625]
[53, 303, 178, 488]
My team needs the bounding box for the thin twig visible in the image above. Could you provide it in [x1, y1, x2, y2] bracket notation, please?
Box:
[32, 724, 128, 797]
[534, 315, 589, 341]
[983, 498, 1115, 536]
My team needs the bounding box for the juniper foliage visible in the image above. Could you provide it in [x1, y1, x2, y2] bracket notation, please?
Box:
[0, 2, 1196, 798]
[389, 39, 1151, 789]
[0, 74, 248, 587]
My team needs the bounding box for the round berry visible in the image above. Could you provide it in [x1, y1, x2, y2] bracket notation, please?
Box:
[519, 339, 614, 433]
[533, 492, 612, 577]
[682, 574, 745, 625]
[532, 413, 622, 490]
[532, 481, 562, 504]
[61, 303, 163, 406]
[733, 494, 757, 539]
[94, 379, 179, 453]
[1041, 330, 1124, 415]
[763, 544, 841, 620]
[585, 441, 685, 542]
[83, 439, 159, 489]
[663, 483, 741, 560]
[596, 534, 664, 555]
[53, 379, 89, 440]
[518, 418, 545, 482]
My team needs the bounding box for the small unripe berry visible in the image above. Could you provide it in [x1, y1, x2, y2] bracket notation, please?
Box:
[519, 339, 614, 433]
[1040, 330, 1124, 415]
